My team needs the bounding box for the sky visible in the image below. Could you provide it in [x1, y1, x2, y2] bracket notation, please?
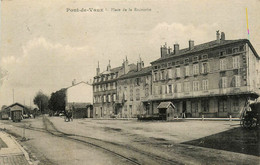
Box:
[0, 0, 260, 107]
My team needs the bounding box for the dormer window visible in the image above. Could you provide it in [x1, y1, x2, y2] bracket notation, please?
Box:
[239, 45, 245, 51]
[193, 56, 198, 62]
[233, 47, 239, 53]
[219, 51, 226, 56]
[184, 58, 189, 64]
[202, 54, 208, 59]
[226, 48, 232, 54]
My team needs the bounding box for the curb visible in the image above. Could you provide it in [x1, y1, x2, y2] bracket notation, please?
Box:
[2, 131, 33, 165]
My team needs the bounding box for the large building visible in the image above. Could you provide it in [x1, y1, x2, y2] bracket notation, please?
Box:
[116, 59, 152, 118]
[150, 31, 260, 118]
[92, 31, 260, 118]
[92, 58, 137, 118]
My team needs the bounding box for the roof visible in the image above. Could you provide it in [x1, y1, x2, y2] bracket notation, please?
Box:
[4, 102, 28, 110]
[118, 66, 152, 80]
[157, 102, 175, 109]
[66, 81, 91, 90]
[97, 63, 136, 76]
[151, 39, 259, 64]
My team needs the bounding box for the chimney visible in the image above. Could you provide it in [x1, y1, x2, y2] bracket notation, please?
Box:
[174, 44, 179, 54]
[96, 61, 100, 76]
[137, 57, 144, 71]
[72, 79, 76, 86]
[107, 60, 111, 71]
[221, 32, 225, 41]
[123, 57, 129, 74]
[160, 44, 167, 58]
[216, 30, 220, 43]
[168, 47, 172, 54]
[189, 40, 194, 50]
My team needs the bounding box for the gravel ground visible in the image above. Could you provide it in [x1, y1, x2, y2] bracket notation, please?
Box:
[0, 117, 259, 165]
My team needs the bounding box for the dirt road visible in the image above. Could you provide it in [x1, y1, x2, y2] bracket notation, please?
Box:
[0, 116, 259, 165]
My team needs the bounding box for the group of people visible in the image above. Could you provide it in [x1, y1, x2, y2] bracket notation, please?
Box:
[64, 111, 73, 122]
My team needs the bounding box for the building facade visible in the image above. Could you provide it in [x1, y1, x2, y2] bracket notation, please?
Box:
[150, 31, 260, 118]
[92, 58, 137, 118]
[116, 59, 152, 118]
[92, 31, 260, 118]
[65, 81, 93, 118]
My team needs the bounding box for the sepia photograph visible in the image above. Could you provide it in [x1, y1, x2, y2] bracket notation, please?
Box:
[0, 0, 259, 164]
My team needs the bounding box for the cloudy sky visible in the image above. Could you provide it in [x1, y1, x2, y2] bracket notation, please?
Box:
[0, 0, 260, 107]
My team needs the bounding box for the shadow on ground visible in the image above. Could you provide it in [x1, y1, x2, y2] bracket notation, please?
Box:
[182, 127, 260, 156]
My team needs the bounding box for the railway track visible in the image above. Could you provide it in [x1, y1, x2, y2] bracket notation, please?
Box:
[14, 117, 183, 165]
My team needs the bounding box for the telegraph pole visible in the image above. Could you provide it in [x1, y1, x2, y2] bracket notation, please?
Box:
[12, 89, 14, 103]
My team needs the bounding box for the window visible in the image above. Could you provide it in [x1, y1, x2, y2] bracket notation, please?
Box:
[193, 64, 199, 75]
[220, 58, 226, 70]
[193, 56, 198, 62]
[201, 62, 208, 74]
[185, 66, 190, 77]
[184, 58, 189, 64]
[233, 99, 240, 112]
[154, 72, 158, 81]
[108, 95, 111, 102]
[221, 77, 228, 88]
[201, 100, 209, 112]
[239, 45, 245, 52]
[164, 85, 167, 94]
[113, 94, 116, 102]
[136, 89, 140, 101]
[168, 84, 172, 93]
[202, 54, 208, 59]
[193, 81, 199, 91]
[226, 48, 232, 54]
[159, 86, 162, 94]
[184, 82, 190, 92]
[154, 66, 158, 70]
[233, 47, 239, 53]
[176, 67, 181, 77]
[154, 86, 159, 95]
[130, 86, 133, 101]
[168, 69, 173, 79]
[233, 56, 240, 69]
[161, 70, 166, 80]
[218, 100, 227, 112]
[235, 75, 241, 87]
[135, 78, 140, 86]
[202, 79, 209, 91]
[192, 102, 199, 113]
[177, 83, 182, 93]
[103, 95, 106, 103]
[219, 51, 226, 56]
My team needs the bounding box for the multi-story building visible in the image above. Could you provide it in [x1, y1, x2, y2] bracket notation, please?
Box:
[92, 58, 137, 118]
[150, 31, 260, 118]
[116, 59, 152, 118]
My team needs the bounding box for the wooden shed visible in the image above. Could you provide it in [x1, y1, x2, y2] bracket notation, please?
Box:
[157, 102, 176, 121]
[4, 103, 26, 122]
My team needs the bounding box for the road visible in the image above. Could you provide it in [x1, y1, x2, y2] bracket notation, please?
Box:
[0, 116, 259, 165]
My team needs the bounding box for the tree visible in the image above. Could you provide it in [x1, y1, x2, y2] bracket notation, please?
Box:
[1, 105, 7, 110]
[33, 91, 49, 114]
[48, 88, 66, 113]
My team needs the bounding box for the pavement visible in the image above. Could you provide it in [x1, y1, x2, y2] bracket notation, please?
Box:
[0, 130, 31, 165]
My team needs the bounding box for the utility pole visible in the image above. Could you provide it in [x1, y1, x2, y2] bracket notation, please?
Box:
[12, 89, 14, 103]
